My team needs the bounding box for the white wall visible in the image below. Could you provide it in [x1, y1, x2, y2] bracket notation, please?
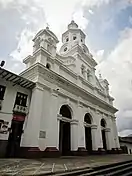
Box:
[120, 142, 132, 154]
[0, 78, 31, 141]
[20, 80, 118, 152]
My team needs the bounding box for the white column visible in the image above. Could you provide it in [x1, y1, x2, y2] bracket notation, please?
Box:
[109, 116, 115, 149]
[21, 86, 44, 147]
[105, 128, 112, 150]
[57, 119, 60, 150]
[46, 90, 59, 148]
[96, 111, 103, 149]
[71, 121, 78, 151]
[113, 118, 120, 148]
[91, 125, 98, 151]
[77, 103, 85, 149]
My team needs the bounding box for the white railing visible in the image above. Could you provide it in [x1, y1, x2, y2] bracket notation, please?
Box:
[13, 105, 28, 114]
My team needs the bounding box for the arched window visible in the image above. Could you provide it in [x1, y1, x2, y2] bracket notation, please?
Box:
[73, 36, 77, 40]
[101, 119, 106, 128]
[59, 105, 72, 119]
[47, 44, 51, 52]
[64, 47, 67, 52]
[87, 69, 90, 80]
[81, 64, 85, 76]
[46, 63, 51, 69]
[84, 113, 92, 124]
[83, 48, 86, 53]
[66, 38, 69, 42]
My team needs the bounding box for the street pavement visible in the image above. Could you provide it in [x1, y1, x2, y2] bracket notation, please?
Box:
[0, 154, 132, 175]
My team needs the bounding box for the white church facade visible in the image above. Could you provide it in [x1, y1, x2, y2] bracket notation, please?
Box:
[0, 21, 121, 158]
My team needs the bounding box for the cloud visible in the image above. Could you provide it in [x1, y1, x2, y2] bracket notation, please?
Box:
[119, 129, 132, 137]
[96, 27, 132, 136]
[88, 9, 94, 15]
[129, 16, 132, 24]
[10, 28, 34, 62]
[1, 0, 113, 69]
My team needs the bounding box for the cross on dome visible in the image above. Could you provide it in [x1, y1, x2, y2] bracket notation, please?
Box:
[46, 23, 50, 30]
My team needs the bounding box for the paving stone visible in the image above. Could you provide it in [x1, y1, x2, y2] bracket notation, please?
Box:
[0, 155, 132, 175]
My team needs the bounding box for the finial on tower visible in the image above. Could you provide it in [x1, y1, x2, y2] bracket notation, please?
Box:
[46, 23, 50, 30]
[68, 19, 78, 29]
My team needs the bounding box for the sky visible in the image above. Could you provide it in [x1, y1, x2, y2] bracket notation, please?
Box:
[0, 0, 132, 136]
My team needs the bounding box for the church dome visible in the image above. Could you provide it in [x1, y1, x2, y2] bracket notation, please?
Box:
[68, 20, 78, 29]
[45, 27, 59, 42]
[33, 27, 59, 43]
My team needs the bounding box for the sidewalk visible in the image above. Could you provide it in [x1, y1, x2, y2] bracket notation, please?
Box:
[0, 154, 132, 175]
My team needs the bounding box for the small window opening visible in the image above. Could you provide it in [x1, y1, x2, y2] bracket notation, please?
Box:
[66, 38, 69, 42]
[73, 36, 77, 40]
[81, 64, 85, 76]
[46, 63, 51, 69]
[81, 39, 83, 42]
[64, 47, 67, 52]
[83, 48, 86, 53]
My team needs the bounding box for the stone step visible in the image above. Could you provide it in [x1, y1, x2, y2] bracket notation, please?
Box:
[122, 170, 132, 176]
[52, 160, 132, 176]
[82, 161, 132, 176]
[35, 159, 132, 176]
[54, 168, 93, 176]
[107, 165, 132, 176]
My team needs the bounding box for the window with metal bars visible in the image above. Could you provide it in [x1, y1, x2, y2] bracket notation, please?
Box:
[14, 92, 28, 107]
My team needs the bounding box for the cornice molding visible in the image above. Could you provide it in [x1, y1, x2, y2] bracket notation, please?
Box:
[36, 63, 117, 113]
[20, 63, 117, 115]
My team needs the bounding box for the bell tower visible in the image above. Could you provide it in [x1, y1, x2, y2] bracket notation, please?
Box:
[60, 20, 89, 55]
[33, 26, 59, 57]
[23, 26, 59, 69]
[59, 20, 97, 85]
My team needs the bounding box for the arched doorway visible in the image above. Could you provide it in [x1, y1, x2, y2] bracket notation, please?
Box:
[59, 105, 72, 155]
[101, 119, 107, 150]
[84, 113, 92, 154]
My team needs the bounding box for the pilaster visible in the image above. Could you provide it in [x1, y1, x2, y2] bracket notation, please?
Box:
[21, 86, 44, 147]
[96, 110, 103, 149]
[71, 120, 78, 151]
[105, 128, 112, 150]
[113, 118, 120, 148]
[91, 125, 98, 151]
[46, 89, 59, 149]
[77, 102, 86, 153]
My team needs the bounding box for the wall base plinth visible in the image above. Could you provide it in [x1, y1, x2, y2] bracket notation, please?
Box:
[18, 147, 60, 158]
[74, 147, 88, 156]
[116, 148, 123, 154]
[98, 148, 106, 155]
[0, 140, 8, 157]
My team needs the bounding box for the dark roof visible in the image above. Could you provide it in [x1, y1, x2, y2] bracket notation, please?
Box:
[119, 136, 132, 144]
[0, 67, 35, 89]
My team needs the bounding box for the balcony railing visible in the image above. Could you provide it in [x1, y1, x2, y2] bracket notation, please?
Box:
[13, 104, 28, 115]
